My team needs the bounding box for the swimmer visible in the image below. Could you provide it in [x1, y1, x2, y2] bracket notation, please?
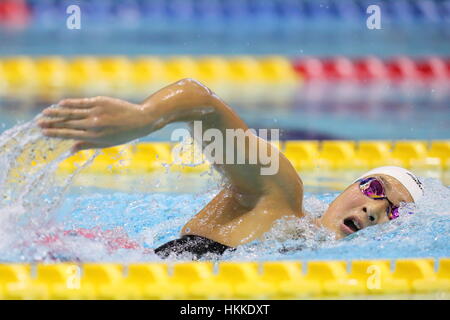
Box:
[37, 78, 424, 259]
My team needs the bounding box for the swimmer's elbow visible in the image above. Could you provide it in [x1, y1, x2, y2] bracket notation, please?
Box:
[176, 78, 214, 98]
[174, 77, 225, 114]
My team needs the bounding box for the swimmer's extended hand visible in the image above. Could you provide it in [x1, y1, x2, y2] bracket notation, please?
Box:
[38, 96, 155, 153]
[38, 78, 225, 153]
[39, 78, 304, 247]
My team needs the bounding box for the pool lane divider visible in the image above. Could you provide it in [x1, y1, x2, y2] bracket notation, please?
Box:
[0, 56, 449, 92]
[53, 140, 450, 174]
[0, 258, 449, 299]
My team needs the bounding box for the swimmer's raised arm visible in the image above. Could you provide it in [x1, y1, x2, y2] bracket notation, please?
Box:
[40, 78, 300, 193]
[39, 78, 244, 151]
[39, 78, 304, 245]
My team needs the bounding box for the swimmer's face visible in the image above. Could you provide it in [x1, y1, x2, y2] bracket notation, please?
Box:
[317, 174, 414, 239]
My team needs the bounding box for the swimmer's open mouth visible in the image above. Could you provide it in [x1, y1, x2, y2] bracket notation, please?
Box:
[341, 216, 363, 235]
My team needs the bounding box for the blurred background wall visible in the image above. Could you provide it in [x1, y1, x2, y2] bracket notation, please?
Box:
[1, 0, 449, 56]
[0, 0, 449, 141]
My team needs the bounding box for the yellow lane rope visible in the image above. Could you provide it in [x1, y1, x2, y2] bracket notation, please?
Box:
[56, 140, 450, 174]
[0, 258, 448, 299]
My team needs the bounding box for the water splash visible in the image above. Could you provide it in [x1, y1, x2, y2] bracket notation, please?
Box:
[0, 115, 100, 262]
[0, 115, 219, 263]
[1, 117, 449, 263]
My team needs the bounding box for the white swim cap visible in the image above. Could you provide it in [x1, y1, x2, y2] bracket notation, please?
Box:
[354, 166, 424, 203]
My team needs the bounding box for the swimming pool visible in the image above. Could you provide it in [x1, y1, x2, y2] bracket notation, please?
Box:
[0, 56, 449, 299]
[54, 179, 450, 263]
[1, 126, 449, 299]
[0, 117, 449, 264]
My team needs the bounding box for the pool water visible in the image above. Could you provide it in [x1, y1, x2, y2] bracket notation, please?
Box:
[51, 179, 450, 263]
[0, 120, 449, 263]
[2, 179, 450, 263]
[1, 80, 450, 141]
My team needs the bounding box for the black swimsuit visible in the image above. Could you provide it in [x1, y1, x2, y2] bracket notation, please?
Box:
[154, 235, 234, 259]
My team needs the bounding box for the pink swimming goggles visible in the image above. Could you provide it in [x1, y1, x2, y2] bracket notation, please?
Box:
[357, 177, 400, 220]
